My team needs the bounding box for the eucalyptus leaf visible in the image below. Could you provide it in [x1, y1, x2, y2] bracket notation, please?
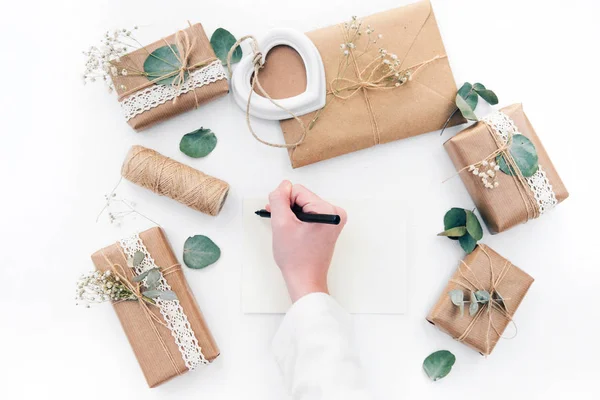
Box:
[180, 128, 217, 158]
[132, 251, 145, 267]
[465, 210, 483, 241]
[458, 82, 478, 110]
[449, 289, 464, 317]
[494, 291, 506, 310]
[444, 208, 467, 230]
[496, 134, 539, 177]
[469, 292, 479, 316]
[157, 290, 178, 301]
[132, 267, 158, 282]
[211, 28, 242, 65]
[183, 235, 221, 269]
[473, 83, 499, 105]
[474, 290, 491, 303]
[437, 226, 467, 237]
[143, 45, 186, 85]
[423, 350, 456, 382]
[455, 94, 478, 121]
[145, 268, 162, 291]
[459, 234, 477, 254]
[142, 290, 163, 299]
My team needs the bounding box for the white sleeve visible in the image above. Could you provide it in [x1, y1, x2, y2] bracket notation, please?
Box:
[272, 292, 373, 400]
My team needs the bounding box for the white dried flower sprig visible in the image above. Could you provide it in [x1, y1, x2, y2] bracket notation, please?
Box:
[96, 178, 159, 227]
[75, 270, 137, 307]
[468, 159, 501, 189]
[82, 26, 145, 92]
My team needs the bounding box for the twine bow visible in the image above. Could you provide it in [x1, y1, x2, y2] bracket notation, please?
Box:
[117, 23, 218, 109]
[100, 249, 184, 376]
[450, 245, 518, 355]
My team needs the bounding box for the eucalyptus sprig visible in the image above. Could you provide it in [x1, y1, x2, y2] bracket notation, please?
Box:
[440, 82, 499, 135]
[438, 207, 483, 254]
[448, 288, 506, 317]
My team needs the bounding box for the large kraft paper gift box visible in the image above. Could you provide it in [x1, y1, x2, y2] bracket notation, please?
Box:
[427, 245, 534, 356]
[257, 0, 462, 168]
[111, 24, 229, 131]
[91, 227, 219, 387]
[444, 104, 568, 234]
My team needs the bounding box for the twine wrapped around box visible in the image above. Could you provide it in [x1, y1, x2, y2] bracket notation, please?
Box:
[111, 23, 228, 130]
[427, 244, 534, 356]
[91, 227, 220, 387]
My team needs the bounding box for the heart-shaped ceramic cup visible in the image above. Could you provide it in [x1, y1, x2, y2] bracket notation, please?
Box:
[231, 28, 326, 120]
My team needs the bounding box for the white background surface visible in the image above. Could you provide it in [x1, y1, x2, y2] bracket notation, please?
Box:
[2, 0, 599, 398]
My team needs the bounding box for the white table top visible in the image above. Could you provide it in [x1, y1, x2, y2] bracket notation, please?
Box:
[2, 0, 599, 398]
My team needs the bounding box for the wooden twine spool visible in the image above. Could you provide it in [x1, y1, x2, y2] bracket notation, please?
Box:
[121, 145, 229, 216]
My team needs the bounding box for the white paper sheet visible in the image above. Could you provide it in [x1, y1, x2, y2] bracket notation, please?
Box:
[242, 198, 407, 314]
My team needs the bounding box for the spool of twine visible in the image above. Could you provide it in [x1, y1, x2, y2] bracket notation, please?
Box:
[121, 145, 229, 216]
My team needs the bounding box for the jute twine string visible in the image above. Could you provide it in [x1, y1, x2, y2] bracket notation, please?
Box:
[226, 35, 308, 150]
[121, 146, 229, 216]
[452, 120, 539, 221]
[118, 23, 218, 108]
[100, 249, 184, 376]
[449, 245, 518, 355]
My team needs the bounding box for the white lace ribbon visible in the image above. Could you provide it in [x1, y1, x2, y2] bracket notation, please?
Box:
[120, 60, 227, 121]
[119, 233, 208, 370]
[482, 111, 558, 215]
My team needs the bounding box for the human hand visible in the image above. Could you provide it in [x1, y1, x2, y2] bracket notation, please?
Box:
[266, 181, 347, 302]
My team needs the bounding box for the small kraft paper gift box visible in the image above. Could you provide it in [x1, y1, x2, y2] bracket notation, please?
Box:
[427, 244, 534, 356]
[444, 104, 568, 233]
[111, 23, 229, 131]
[91, 227, 219, 387]
[256, 0, 463, 168]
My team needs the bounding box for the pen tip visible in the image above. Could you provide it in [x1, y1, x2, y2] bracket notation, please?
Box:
[254, 210, 260, 215]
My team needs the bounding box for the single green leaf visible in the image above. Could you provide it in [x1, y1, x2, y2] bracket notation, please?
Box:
[493, 291, 506, 310]
[438, 226, 467, 237]
[142, 290, 162, 299]
[456, 94, 478, 121]
[457, 82, 472, 98]
[423, 350, 456, 382]
[444, 208, 467, 230]
[132, 251, 145, 267]
[211, 28, 242, 65]
[145, 269, 161, 291]
[143, 45, 186, 85]
[474, 290, 491, 303]
[496, 134, 539, 177]
[473, 83, 499, 105]
[183, 235, 221, 269]
[465, 210, 483, 241]
[457, 82, 478, 110]
[459, 234, 477, 254]
[469, 292, 479, 316]
[448, 289, 464, 306]
[158, 290, 178, 301]
[132, 267, 158, 282]
[180, 128, 217, 158]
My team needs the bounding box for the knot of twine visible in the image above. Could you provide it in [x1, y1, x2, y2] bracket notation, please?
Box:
[226, 35, 308, 149]
[449, 245, 518, 355]
[454, 119, 540, 221]
[122, 146, 229, 216]
[100, 249, 184, 376]
[118, 22, 218, 108]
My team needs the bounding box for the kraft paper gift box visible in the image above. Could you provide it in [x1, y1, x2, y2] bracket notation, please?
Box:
[257, 0, 462, 168]
[427, 244, 534, 356]
[111, 23, 229, 131]
[91, 227, 219, 387]
[444, 103, 569, 234]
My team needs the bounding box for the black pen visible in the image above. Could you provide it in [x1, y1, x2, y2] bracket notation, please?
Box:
[255, 204, 341, 225]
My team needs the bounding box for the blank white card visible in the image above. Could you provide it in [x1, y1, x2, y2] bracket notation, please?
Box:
[242, 198, 407, 314]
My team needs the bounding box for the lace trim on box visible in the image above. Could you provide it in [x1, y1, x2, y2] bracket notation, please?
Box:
[119, 234, 208, 370]
[120, 60, 227, 121]
[482, 111, 558, 214]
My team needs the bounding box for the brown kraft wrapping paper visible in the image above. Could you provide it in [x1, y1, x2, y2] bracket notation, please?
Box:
[444, 103, 568, 234]
[427, 244, 534, 356]
[257, 0, 462, 168]
[90, 227, 219, 387]
[111, 24, 228, 131]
